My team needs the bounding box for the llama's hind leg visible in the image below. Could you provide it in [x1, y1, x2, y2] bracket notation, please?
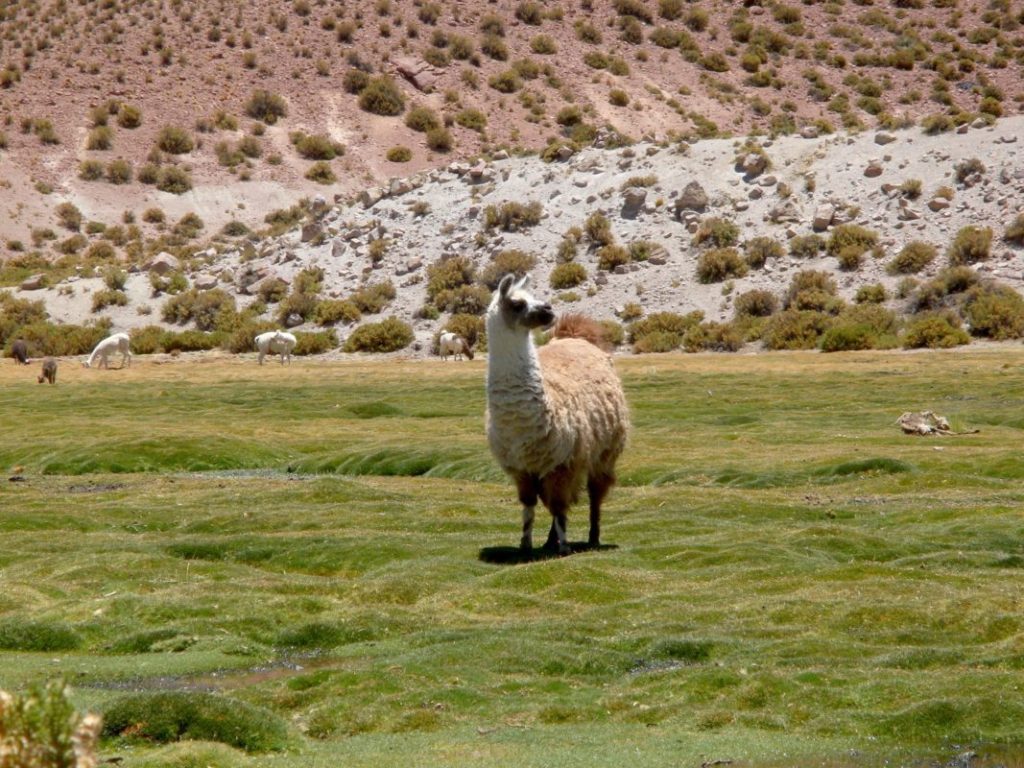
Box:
[540, 474, 572, 555]
[514, 473, 539, 551]
[587, 473, 615, 548]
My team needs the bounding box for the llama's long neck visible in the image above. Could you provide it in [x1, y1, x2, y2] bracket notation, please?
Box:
[486, 315, 547, 411]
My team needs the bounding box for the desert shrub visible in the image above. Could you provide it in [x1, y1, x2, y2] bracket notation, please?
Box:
[902, 312, 969, 348]
[961, 283, 1024, 340]
[683, 321, 744, 353]
[629, 311, 703, 352]
[343, 317, 414, 352]
[734, 289, 778, 318]
[888, 241, 937, 274]
[305, 162, 336, 184]
[488, 70, 522, 93]
[425, 127, 453, 152]
[480, 250, 537, 289]
[14, 320, 111, 356]
[628, 241, 659, 262]
[744, 237, 784, 268]
[819, 323, 878, 352]
[855, 284, 887, 304]
[405, 105, 441, 132]
[693, 217, 739, 248]
[426, 256, 475, 302]
[118, 103, 142, 128]
[432, 284, 491, 314]
[162, 289, 236, 331]
[947, 226, 992, 266]
[295, 134, 341, 160]
[157, 125, 194, 154]
[954, 157, 986, 185]
[137, 163, 160, 184]
[103, 692, 287, 752]
[386, 146, 412, 162]
[531, 34, 557, 54]
[79, 159, 105, 180]
[91, 288, 128, 312]
[784, 270, 839, 311]
[483, 201, 543, 232]
[480, 33, 508, 61]
[156, 166, 192, 194]
[358, 76, 405, 116]
[609, 89, 629, 107]
[343, 68, 371, 94]
[106, 159, 132, 184]
[697, 248, 747, 283]
[258, 278, 289, 304]
[550, 262, 587, 289]
[762, 310, 832, 350]
[293, 330, 337, 356]
[1004, 214, 1024, 246]
[594, 244, 628, 272]
[455, 109, 486, 131]
[836, 245, 864, 271]
[789, 234, 825, 259]
[826, 224, 878, 256]
[246, 90, 288, 123]
[349, 281, 396, 314]
[584, 212, 614, 246]
[315, 299, 361, 326]
[56, 202, 83, 231]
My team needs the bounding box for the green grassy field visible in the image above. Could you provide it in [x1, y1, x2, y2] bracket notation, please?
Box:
[2, 349, 1023, 768]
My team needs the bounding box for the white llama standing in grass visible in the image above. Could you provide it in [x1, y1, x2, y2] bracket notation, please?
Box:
[83, 332, 131, 369]
[438, 331, 474, 361]
[485, 274, 629, 555]
[255, 330, 297, 365]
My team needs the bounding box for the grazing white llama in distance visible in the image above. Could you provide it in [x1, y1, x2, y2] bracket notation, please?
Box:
[438, 331, 474, 361]
[255, 330, 297, 365]
[486, 274, 629, 555]
[83, 332, 131, 369]
[38, 357, 58, 384]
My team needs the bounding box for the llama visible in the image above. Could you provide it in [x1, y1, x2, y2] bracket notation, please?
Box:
[83, 332, 131, 369]
[11, 339, 29, 365]
[255, 330, 297, 365]
[486, 274, 629, 555]
[38, 357, 57, 384]
[438, 331, 474, 361]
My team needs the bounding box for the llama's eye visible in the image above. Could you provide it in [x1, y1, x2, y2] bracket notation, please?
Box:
[509, 299, 525, 310]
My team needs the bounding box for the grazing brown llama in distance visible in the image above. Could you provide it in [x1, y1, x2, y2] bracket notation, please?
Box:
[11, 339, 29, 365]
[38, 357, 57, 384]
[485, 274, 629, 555]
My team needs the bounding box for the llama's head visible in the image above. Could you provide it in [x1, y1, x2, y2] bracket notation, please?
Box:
[462, 340, 475, 361]
[489, 274, 555, 335]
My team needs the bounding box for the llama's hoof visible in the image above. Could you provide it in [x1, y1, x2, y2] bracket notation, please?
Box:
[558, 544, 572, 556]
[519, 539, 533, 553]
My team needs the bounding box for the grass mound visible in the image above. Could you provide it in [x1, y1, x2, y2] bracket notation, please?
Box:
[0, 618, 82, 651]
[103, 691, 289, 752]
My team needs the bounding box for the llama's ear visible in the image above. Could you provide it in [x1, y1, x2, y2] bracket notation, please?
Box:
[516, 273, 531, 290]
[498, 274, 515, 298]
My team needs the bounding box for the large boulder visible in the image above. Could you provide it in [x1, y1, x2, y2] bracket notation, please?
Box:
[620, 187, 647, 219]
[148, 252, 180, 275]
[674, 181, 708, 214]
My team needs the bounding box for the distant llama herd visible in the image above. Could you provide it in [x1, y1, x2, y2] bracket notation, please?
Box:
[7, 274, 629, 555]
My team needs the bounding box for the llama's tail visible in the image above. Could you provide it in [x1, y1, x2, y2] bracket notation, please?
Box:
[551, 313, 612, 352]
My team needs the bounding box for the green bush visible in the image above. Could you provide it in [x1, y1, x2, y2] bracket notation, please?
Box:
[295, 133, 341, 160]
[629, 311, 703, 352]
[550, 262, 587, 289]
[480, 250, 537, 289]
[888, 241, 937, 275]
[697, 248, 747, 283]
[343, 68, 371, 94]
[387, 146, 412, 162]
[106, 159, 132, 184]
[733, 289, 778, 318]
[784, 270, 839, 311]
[820, 323, 878, 352]
[432, 284, 491, 314]
[855, 283, 887, 304]
[257, 278, 289, 304]
[597, 244, 631, 271]
[425, 126, 453, 152]
[947, 226, 993, 266]
[482, 201, 543, 232]
[744, 236, 784, 268]
[13, 320, 111, 356]
[789, 234, 825, 259]
[762, 310, 832, 350]
[835, 245, 864, 271]
[315, 299, 361, 326]
[426, 256, 475, 302]
[103, 692, 288, 752]
[0, 618, 82, 651]
[293, 330, 337, 356]
[455, 109, 486, 131]
[961, 283, 1024, 340]
[91, 288, 129, 312]
[693, 217, 739, 248]
[305, 162, 336, 184]
[1005, 213, 1024, 246]
[349, 281, 396, 314]
[683, 321, 744, 352]
[343, 317, 414, 353]
[118, 103, 143, 128]
[162, 289, 236, 331]
[826, 224, 878, 256]
[245, 90, 288, 123]
[156, 166, 192, 194]
[79, 159, 104, 180]
[358, 76, 406, 116]
[902, 312, 969, 349]
[584, 212, 614, 246]
[156, 125, 194, 154]
[405, 105, 441, 132]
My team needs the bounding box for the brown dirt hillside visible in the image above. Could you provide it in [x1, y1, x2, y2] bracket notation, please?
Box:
[0, 0, 1022, 242]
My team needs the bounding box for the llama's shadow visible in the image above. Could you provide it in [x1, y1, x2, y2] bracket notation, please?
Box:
[478, 542, 618, 565]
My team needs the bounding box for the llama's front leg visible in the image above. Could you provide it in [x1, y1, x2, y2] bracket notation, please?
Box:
[515, 474, 539, 551]
[587, 474, 614, 548]
[551, 512, 570, 556]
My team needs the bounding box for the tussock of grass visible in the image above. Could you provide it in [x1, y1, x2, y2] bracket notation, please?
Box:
[0, 618, 82, 651]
